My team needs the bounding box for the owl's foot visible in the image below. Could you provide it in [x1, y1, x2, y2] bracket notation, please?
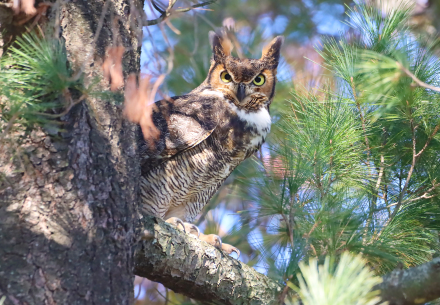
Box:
[180, 222, 240, 258]
[200, 234, 240, 258]
[182, 222, 201, 237]
[166, 218, 201, 237]
[165, 217, 186, 233]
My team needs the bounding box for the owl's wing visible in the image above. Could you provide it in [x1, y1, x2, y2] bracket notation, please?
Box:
[139, 94, 223, 160]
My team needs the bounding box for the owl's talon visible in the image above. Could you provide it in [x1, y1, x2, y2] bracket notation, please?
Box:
[165, 217, 186, 233]
[227, 246, 240, 259]
[182, 222, 201, 237]
[215, 235, 222, 249]
[169, 222, 241, 259]
[190, 224, 201, 238]
[221, 243, 240, 259]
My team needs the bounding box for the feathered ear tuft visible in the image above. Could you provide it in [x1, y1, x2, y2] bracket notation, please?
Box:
[209, 31, 233, 62]
[261, 36, 284, 69]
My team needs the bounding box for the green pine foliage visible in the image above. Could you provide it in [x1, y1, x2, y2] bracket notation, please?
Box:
[287, 253, 384, 305]
[0, 30, 81, 136]
[229, 0, 440, 302]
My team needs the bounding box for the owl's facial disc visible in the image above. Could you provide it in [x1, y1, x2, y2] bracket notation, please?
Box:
[215, 65, 273, 110]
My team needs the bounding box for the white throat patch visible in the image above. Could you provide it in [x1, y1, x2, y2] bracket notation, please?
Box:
[230, 104, 271, 136]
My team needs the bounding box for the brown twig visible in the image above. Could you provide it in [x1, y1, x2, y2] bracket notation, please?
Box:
[30, 94, 85, 119]
[350, 77, 371, 168]
[174, 0, 217, 13]
[378, 115, 417, 239]
[281, 213, 294, 249]
[278, 275, 293, 305]
[391, 117, 416, 216]
[415, 124, 440, 158]
[375, 183, 440, 211]
[397, 61, 440, 93]
[378, 118, 439, 235]
[154, 286, 178, 305]
[143, 0, 218, 26]
[362, 154, 384, 244]
[0, 112, 20, 143]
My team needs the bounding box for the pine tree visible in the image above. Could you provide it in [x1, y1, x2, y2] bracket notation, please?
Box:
[227, 1, 440, 303]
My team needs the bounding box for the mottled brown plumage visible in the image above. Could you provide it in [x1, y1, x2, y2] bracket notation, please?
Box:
[139, 31, 283, 255]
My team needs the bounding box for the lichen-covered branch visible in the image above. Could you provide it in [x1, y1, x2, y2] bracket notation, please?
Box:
[376, 257, 440, 305]
[135, 220, 440, 305]
[134, 216, 283, 305]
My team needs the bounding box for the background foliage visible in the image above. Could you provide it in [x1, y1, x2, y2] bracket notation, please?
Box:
[134, 0, 440, 304]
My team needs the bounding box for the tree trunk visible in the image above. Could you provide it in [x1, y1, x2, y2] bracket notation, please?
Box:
[0, 0, 143, 304]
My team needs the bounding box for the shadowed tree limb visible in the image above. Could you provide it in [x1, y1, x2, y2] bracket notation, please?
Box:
[376, 257, 440, 305]
[134, 215, 283, 305]
[134, 218, 440, 305]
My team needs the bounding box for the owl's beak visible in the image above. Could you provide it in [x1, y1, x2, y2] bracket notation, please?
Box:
[236, 83, 246, 102]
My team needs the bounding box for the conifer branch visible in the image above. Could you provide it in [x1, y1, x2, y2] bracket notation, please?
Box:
[352, 75, 376, 244]
[364, 154, 385, 244]
[350, 77, 371, 165]
[376, 183, 440, 211]
[415, 124, 440, 158]
[380, 115, 417, 235]
[379, 113, 439, 233]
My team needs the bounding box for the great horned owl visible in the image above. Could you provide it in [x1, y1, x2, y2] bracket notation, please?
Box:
[140, 32, 283, 256]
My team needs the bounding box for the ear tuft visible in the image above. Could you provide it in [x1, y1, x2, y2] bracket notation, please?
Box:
[209, 31, 233, 62]
[261, 36, 284, 68]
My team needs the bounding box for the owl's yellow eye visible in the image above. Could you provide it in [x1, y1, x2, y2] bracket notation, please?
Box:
[253, 74, 265, 86]
[220, 71, 232, 83]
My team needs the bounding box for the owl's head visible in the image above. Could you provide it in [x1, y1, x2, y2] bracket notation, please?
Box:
[205, 31, 283, 112]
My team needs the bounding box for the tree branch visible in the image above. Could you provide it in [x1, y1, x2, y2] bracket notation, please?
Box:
[415, 124, 440, 158]
[134, 216, 283, 305]
[376, 257, 440, 305]
[350, 77, 371, 168]
[143, 0, 217, 26]
[174, 0, 217, 13]
[135, 217, 440, 305]
[379, 115, 416, 237]
[375, 182, 440, 211]
[397, 61, 440, 93]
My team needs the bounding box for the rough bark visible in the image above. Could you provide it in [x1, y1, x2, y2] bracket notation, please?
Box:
[134, 215, 283, 305]
[134, 216, 440, 305]
[376, 257, 440, 305]
[0, 0, 142, 304]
